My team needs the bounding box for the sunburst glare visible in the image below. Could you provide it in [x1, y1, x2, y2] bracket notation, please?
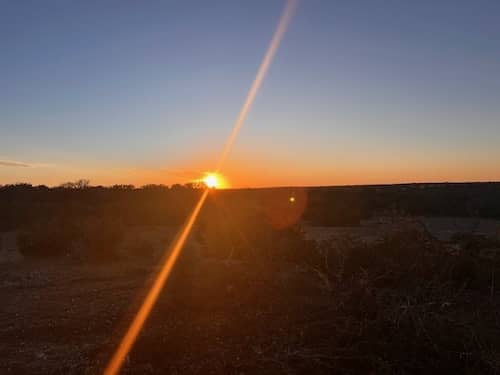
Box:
[203, 172, 225, 189]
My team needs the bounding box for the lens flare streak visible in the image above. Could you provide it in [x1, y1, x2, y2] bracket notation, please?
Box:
[103, 190, 208, 375]
[216, 0, 298, 172]
[103, 2, 297, 374]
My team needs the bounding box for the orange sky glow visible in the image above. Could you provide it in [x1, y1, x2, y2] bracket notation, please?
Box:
[2, 155, 498, 189]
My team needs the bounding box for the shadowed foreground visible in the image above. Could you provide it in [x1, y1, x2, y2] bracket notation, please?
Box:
[2, 225, 500, 374]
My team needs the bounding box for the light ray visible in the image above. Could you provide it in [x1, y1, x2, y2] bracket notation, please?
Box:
[215, 0, 298, 172]
[103, 189, 209, 375]
[103, 2, 297, 374]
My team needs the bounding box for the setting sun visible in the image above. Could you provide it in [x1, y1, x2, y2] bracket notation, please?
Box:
[203, 173, 221, 189]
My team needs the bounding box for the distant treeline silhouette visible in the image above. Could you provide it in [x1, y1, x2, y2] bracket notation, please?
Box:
[0, 181, 207, 232]
[1, 181, 500, 232]
[304, 182, 500, 226]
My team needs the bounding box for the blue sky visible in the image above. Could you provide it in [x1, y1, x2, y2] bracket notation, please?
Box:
[1, 0, 499, 186]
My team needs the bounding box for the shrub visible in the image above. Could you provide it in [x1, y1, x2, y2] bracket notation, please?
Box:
[80, 217, 124, 262]
[198, 208, 313, 262]
[288, 229, 500, 373]
[17, 220, 78, 258]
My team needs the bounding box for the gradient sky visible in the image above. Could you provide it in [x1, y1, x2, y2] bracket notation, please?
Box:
[1, 0, 499, 187]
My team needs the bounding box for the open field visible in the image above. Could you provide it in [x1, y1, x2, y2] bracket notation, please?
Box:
[2, 183, 500, 373]
[304, 216, 500, 243]
[2, 216, 500, 374]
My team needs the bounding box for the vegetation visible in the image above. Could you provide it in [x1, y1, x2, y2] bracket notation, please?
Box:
[289, 228, 500, 373]
[79, 217, 125, 262]
[1, 182, 500, 232]
[17, 219, 78, 258]
[3, 182, 500, 373]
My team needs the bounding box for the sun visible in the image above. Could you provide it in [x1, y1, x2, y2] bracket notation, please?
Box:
[200, 172, 228, 189]
[203, 173, 220, 189]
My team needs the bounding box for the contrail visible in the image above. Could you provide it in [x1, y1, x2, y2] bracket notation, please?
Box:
[103, 2, 297, 374]
[0, 159, 31, 167]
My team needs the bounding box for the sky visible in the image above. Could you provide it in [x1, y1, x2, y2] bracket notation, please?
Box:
[1, 0, 499, 187]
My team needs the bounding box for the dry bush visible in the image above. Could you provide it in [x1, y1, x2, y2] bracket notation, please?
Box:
[17, 216, 127, 263]
[17, 220, 78, 258]
[79, 217, 124, 262]
[198, 210, 311, 262]
[201, 222, 318, 264]
[277, 228, 500, 374]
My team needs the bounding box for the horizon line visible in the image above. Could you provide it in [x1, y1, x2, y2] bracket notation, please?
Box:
[2, 179, 500, 190]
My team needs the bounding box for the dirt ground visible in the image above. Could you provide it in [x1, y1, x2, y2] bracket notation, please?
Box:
[0, 254, 329, 375]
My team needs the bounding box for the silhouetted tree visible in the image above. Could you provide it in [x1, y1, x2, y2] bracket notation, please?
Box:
[59, 179, 90, 189]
